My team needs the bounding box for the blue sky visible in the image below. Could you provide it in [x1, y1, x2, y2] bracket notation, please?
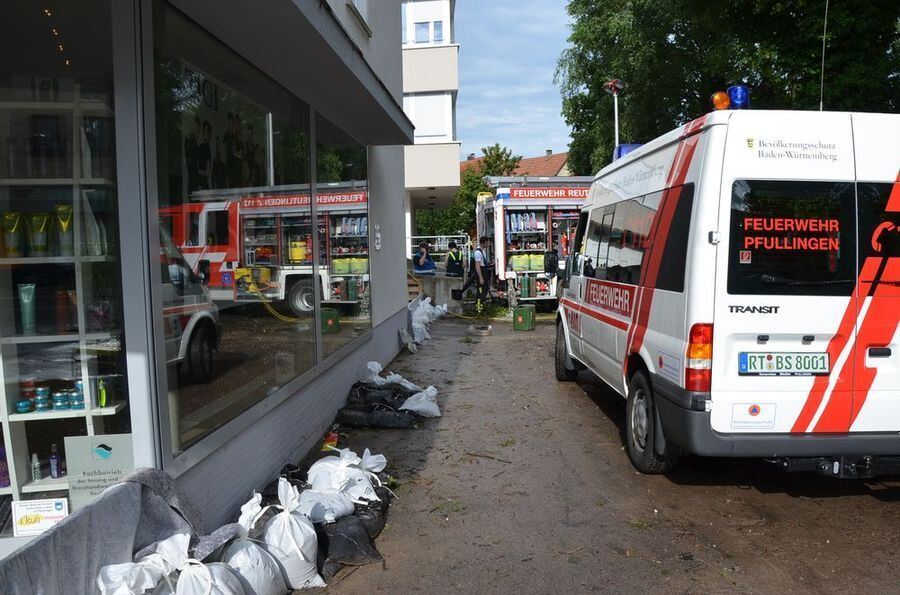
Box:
[456, 1, 573, 161]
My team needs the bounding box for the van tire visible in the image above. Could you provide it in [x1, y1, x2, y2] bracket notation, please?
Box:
[625, 371, 675, 474]
[555, 321, 577, 381]
[188, 324, 214, 384]
[288, 279, 315, 315]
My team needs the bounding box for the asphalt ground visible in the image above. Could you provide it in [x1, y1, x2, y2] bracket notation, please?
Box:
[329, 318, 900, 594]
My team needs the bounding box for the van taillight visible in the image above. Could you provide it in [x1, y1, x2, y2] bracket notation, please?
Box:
[686, 323, 713, 392]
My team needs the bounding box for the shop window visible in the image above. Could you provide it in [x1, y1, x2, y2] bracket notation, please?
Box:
[415, 22, 430, 43]
[0, 0, 131, 521]
[153, 2, 314, 455]
[316, 115, 371, 357]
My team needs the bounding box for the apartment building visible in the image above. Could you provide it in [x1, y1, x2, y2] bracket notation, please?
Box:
[401, 0, 461, 231]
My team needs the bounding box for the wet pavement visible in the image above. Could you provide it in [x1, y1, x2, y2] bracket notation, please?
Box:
[330, 318, 900, 593]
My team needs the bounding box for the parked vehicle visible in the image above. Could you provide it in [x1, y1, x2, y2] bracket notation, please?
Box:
[556, 109, 900, 478]
[159, 226, 220, 383]
[159, 182, 370, 315]
[477, 177, 592, 304]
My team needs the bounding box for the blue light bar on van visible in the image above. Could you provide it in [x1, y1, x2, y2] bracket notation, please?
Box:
[612, 143, 643, 161]
[727, 85, 750, 109]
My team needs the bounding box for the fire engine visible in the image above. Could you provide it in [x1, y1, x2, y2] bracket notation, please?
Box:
[159, 181, 370, 315]
[477, 177, 593, 304]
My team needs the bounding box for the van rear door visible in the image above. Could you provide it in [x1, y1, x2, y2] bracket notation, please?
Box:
[845, 113, 900, 431]
[710, 112, 858, 435]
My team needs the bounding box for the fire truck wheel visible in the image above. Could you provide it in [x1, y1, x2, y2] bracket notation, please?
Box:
[288, 280, 315, 315]
[555, 321, 577, 381]
[188, 323, 214, 384]
[625, 371, 676, 474]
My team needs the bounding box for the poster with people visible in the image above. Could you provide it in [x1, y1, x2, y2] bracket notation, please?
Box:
[179, 60, 268, 196]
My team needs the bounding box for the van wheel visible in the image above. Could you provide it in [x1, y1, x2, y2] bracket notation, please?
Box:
[625, 371, 676, 473]
[288, 280, 315, 315]
[188, 324, 214, 384]
[555, 321, 577, 381]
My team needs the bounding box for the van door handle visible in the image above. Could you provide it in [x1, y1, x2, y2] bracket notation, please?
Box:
[869, 347, 892, 358]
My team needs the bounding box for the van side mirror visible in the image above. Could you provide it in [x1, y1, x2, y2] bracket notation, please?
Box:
[198, 259, 210, 285]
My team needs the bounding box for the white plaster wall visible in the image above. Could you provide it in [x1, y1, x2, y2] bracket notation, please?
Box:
[403, 0, 453, 46]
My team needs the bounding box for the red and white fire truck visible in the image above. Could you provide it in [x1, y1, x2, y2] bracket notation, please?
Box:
[477, 177, 594, 303]
[159, 182, 370, 315]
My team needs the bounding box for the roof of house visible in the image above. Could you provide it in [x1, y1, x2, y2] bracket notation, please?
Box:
[460, 151, 569, 178]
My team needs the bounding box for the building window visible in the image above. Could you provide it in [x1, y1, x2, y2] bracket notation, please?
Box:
[434, 20, 444, 43]
[153, 2, 317, 455]
[315, 115, 371, 358]
[401, 2, 407, 44]
[415, 22, 430, 43]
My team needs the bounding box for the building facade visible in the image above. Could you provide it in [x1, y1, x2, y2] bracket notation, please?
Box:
[401, 0, 460, 235]
[0, 0, 411, 554]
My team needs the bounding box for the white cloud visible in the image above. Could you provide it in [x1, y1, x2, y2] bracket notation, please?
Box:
[456, 0, 572, 160]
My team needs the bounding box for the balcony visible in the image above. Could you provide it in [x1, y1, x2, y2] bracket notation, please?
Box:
[405, 142, 461, 208]
[402, 44, 459, 94]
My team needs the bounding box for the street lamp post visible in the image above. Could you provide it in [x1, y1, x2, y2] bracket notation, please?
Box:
[603, 79, 625, 147]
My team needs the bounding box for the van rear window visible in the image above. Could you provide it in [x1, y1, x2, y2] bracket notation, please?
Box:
[728, 180, 856, 296]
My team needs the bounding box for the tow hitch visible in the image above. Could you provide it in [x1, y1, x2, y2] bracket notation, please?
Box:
[772, 456, 900, 479]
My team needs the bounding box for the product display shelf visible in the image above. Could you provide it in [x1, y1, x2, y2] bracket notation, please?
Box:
[0, 84, 126, 505]
[20, 475, 69, 494]
[0, 486, 12, 496]
[507, 230, 547, 235]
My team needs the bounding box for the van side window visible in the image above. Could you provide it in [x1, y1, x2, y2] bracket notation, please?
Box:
[653, 184, 694, 292]
[583, 209, 604, 278]
[570, 211, 589, 276]
[607, 198, 653, 284]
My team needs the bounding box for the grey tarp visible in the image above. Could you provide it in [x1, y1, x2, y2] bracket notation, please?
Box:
[0, 468, 200, 595]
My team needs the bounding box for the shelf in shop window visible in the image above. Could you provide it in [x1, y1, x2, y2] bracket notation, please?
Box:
[331, 234, 368, 238]
[90, 401, 126, 417]
[21, 475, 69, 494]
[0, 255, 115, 266]
[0, 486, 12, 496]
[507, 249, 547, 253]
[517, 295, 554, 301]
[322, 299, 361, 304]
[0, 177, 115, 187]
[331, 252, 369, 257]
[8, 408, 88, 422]
[506, 230, 548, 235]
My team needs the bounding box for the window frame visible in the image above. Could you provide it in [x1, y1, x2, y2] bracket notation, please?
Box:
[433, 20, 444, 42]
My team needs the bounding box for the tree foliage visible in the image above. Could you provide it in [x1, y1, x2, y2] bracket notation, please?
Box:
[556, 0, 900, 176]
[416, 143, 521, 236]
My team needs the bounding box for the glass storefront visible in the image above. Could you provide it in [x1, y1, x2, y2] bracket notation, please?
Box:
[0, 0, 130, 528]
[153, 3, 373, 455]
[316, 115, 372, 357]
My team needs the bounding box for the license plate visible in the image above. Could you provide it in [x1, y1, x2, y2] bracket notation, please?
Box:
[739, 352, 830, 376]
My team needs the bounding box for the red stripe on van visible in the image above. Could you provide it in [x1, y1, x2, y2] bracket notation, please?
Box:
[810, 172, 900, 431]
[561, 298, 629, 331]
[624, 116, 707, 372]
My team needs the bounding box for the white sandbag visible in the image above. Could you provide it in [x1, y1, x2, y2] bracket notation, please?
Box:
[365, 361, 389, 386]
[307, 448, 380, 504]
[98, 533, 189, 595]
[222, 540, 287, 595]
[176, 562, 246, 595]
[399, 386, 441, 417]
[298, 474, 355, 523]
[260, 479, 325, 589]
[383, 372, 424, 393]
[359, 448, 387, 475]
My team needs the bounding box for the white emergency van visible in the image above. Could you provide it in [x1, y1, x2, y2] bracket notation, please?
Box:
[555, 109, 900, 477]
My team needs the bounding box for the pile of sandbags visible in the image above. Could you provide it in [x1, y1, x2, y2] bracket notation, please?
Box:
[97, 447, 394, 593]
[410, 297, 448, 344]
[336, 362, 441, 428]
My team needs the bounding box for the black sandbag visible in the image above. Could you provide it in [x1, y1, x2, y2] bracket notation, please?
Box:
[336, 407, 418, 429]
[315, 515, 383, 580]
[347, 382, 417, 410]
[355, 486, 392, 540]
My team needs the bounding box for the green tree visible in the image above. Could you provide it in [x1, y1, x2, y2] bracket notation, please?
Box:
[556, 0, 900, 176]
[416, 143, 521, 236]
